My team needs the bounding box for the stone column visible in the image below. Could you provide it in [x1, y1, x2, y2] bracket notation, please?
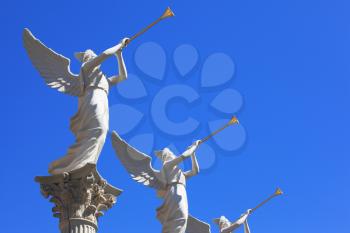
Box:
[35, 163, 122, 233]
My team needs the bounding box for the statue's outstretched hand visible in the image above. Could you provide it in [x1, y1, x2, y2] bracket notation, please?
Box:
[240, 209, 252, 218]
[120, 37, 130, 48]
[235, 209, 251, 225]
[114, 38, 130, 55]
[183, 140, 201, 157]
[105, 37, 129, 56]
[192, 140, 201, 148]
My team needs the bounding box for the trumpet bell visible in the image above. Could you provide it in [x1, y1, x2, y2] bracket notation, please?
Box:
[229, 116, 239, 125]
[160, 7, 175, 20]
[274, 187, 283, 196]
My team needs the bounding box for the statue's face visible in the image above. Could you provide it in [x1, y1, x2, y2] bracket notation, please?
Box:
[155, 148, 176, 162]
[83, 49, 97, 62]
[219, 216, 230, 229]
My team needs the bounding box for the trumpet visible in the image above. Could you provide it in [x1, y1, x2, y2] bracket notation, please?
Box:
[199, 116, 239, 144]
[250, 188, 283, 213]
[228, 188, 283, 225]
[126, 7, 175, 45]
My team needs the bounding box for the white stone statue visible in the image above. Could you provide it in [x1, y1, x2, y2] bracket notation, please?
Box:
[214, 210, 252, 233]
[111, 131, 201, 233]
[23, 28, 129, 175]
[184, 210, 251, 233]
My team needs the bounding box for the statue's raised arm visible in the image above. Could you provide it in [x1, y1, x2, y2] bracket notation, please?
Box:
[214, 211, 251, 233]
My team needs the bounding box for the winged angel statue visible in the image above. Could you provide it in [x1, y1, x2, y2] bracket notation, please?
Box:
[213, 210, 251, 233]
[23, 28, 129, 175]
[110, 129, 253, 233]
[111, 131, 207, 233]
[183, 209, 252, 233]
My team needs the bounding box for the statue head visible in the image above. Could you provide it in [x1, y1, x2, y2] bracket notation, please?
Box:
[213, 216, 231, 230]
[154, 148, 176, 163]
[74, 49, 97, 62]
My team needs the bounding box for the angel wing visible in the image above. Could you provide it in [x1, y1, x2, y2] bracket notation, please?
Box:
[23, 28, 82, 96]
[111, 131, 166, 190]
[186, 215, 211, 233]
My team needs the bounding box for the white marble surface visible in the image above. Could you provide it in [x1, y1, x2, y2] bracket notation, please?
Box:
[111, 131, 201, 233]
[214, 210, 251, 233]
[23, 28, 128, 174]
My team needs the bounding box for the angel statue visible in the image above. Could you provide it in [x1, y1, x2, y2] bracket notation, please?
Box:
[191, 188, 283, 233]
[184, 209, 252, 233]
[23, 28, 129, 175]
[111, 131, 202, 233]
[213, 210, 252, 233]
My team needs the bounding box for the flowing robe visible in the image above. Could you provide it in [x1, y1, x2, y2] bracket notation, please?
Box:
[49, 65, 110, 175]
[157, 160, 188, 233]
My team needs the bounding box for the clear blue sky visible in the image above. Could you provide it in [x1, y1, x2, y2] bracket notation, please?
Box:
[1, 0, 350, 232]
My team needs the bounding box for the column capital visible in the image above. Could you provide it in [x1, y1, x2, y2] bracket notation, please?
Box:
[35, 163, 122, 233]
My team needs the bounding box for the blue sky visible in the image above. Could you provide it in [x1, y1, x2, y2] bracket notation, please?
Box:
[1, 0, 350, 232]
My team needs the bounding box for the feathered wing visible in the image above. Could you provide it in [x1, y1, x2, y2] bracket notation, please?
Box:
[23, 28, 82, 96]
[111, 131, 166, 190]
[186, 215, 211, 233]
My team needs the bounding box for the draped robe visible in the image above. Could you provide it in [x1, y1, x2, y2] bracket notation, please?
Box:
[49, 65, 110, 175]
[157, 158, 189, 233]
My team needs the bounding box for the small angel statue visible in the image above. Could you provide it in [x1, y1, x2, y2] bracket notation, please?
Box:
[23, 28, 129, 175]
[111, 131, 202, 233]
[184, 210, 252, 233]
[214, 210, 252, 233]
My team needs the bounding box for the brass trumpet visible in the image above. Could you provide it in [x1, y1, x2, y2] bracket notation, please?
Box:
[126, 7, 175, 45]
[225, 188, 283, 225]
[251, 188, 283, 213]
[199, 116, 239, 144]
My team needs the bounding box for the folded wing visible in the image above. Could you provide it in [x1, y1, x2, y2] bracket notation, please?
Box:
[111, 131, 166, 190]
[23, 28, 82, 96]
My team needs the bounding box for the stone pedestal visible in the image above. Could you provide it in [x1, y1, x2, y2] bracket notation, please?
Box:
[35, 163, 122, 233]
